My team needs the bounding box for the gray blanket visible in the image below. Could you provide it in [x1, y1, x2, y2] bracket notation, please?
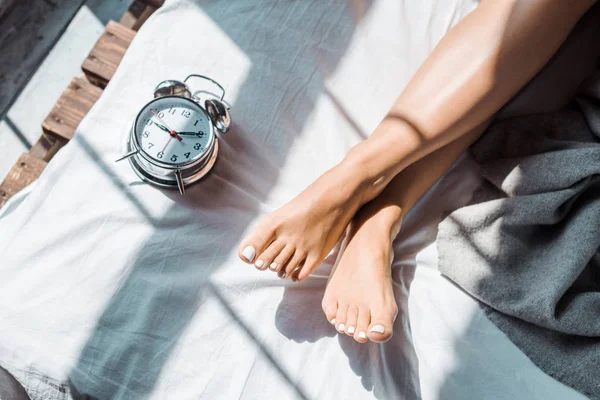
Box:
[437, 4, 600, 399]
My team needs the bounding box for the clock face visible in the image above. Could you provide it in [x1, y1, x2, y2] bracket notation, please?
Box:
[134, 96, 214, 165]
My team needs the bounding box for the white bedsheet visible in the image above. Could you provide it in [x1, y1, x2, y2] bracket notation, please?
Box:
[0, 1, 587, 399]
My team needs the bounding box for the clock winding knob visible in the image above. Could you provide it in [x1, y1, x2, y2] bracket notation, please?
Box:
[153, 80, 192, 99]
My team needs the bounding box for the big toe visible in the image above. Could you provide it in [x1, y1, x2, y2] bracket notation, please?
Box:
[239, 227, 275, 264]
[367, 310, 396, 343]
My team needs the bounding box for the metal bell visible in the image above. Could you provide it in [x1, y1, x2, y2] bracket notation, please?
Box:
[205, 99, 231, 134]
[153, 80, 192, 98]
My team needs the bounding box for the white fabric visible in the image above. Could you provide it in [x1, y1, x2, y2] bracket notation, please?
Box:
[0, 1, 587, 399]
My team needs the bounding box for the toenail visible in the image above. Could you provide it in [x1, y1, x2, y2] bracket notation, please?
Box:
[242, 246, 256, 262]
[347, 326, 355, 334]
[338, 323, 346, 332]
[331, 318, 336, 325]
[290, 269, 300, 282]
[369, 325, 385, 334]
[254, 260, 264, 269]
[269, 263, 278, 271]
[277, 270, 286, 279]
[358, 332, 366, 339]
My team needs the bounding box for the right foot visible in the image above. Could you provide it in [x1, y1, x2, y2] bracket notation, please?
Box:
[321, 203, 402, 343]
[238, 158, 372, 282]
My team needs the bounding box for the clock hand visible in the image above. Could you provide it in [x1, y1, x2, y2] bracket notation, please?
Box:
[154, 122, 186, 144]
[152, 121, 171, 133]
[178, 131, 205, 136]
[162, 136, 173, 154]
[151, 109, 183, 142]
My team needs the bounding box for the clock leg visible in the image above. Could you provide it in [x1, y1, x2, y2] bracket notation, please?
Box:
[175, 169, 185, 195]
[115, 149, 139, 162]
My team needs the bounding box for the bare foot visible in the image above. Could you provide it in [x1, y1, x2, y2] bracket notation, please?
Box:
[238, 159, 372, 282]
[321, 204, 401, 343]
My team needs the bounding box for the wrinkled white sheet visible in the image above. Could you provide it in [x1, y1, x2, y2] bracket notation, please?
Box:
[0, 1, 587, 399]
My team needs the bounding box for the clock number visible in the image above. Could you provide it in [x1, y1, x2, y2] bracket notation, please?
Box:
[184, 152, 191, 159]
[142, 131, 150, 138]
[194, 120, 199, 126]
[148, 142, 154, 149]
[181, 110, 191, 118]
[157, 151, 164, 159]
[145, 119, 152, 126]
[170, 155, 178, 162]
[194, 143, 201, 150]
[168, 107, 176, 115]
[158, 112, 165, 119]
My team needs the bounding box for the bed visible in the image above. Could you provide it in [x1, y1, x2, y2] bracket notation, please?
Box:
[0, 1, 588, 399]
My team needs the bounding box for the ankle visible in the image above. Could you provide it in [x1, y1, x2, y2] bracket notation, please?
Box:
[343, 122, 419, 204]
[341, 147, 392, 206]
[334, 153, 376, 204]
[355, 202, 404, 241]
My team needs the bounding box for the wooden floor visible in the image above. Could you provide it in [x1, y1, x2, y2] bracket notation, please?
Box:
[0, 0, 162, 208]
[0, 0, 132, 182]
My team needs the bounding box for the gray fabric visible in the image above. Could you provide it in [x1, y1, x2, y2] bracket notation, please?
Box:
[437, 4, 600, 399]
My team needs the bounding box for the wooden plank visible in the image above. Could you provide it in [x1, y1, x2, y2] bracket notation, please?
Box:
[131, 5, 157, 31]
[29, 133, 69, 162]
[81, 21, 135, 88]
[42, 77, 103, 141]
[0, 0, 86, 120]
[0, 153, 47, 209]
[125, 0, 165, 31]
[140, 0, 165, 8]
[120, 0, 147, 30]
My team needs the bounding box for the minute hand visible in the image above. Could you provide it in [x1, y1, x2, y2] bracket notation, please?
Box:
[178, 131, 205, 136]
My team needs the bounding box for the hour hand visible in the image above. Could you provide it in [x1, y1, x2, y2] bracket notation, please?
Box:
[152, 121, 171, 133]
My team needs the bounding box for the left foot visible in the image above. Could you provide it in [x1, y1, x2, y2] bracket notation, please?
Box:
[321, 203, 401, 343]
[238, 157, 373, 282]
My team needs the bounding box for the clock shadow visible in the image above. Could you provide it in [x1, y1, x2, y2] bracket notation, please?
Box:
[66, 1, 422, 399]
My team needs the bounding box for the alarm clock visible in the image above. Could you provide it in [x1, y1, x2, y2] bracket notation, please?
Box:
[117, 74, 231, 194]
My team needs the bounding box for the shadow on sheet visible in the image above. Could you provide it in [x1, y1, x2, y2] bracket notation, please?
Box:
[65, 2, 424, 399]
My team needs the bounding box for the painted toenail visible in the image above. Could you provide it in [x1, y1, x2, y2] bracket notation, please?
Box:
[331, 318, 336, 325]
[254, 260, 264, 269]
[358, 332, 366, 339]
[347, 326, 355, 334]
[369, 325, 385, 334]
[242, 246, 256, 262]
[270, 263, 278, 271]
[277, 270, 286, 279]
[338, 323, 346, 332]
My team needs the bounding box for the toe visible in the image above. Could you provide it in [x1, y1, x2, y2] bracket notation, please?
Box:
[283, 252, 306, 281]
[367, 307, 396, 343]
[354, 308, 370, 343]
[273, 246, 295, 277]
[334, 303, 349, 334]
[254, 240, 285, 271]
[322, 299, 338, 325]
[296, 254, 320, 282]
[239, 224, 276, 264]
[344, 306, 358, 337]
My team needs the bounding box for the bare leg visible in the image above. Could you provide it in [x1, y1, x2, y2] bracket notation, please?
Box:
[325, 0, 600, 343]
[323, 123, 487, 342]
[238, 0, 595, 282]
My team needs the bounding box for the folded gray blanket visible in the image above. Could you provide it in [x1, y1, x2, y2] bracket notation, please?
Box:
[437, 5, 600, 399]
